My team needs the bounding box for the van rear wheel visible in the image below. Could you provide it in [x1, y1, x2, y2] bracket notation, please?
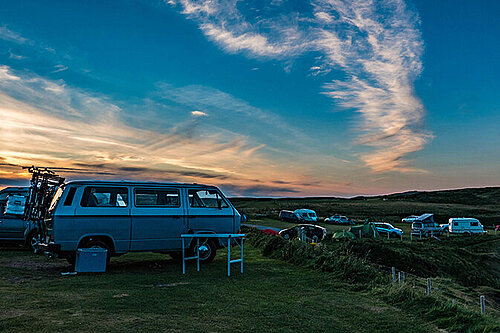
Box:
[79, 239, 112, 265]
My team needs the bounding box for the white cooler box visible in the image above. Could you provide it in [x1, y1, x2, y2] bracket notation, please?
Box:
[75, 248, 107, 272]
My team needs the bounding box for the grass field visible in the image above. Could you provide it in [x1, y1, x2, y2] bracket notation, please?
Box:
[231, 187, 500, 226]
[0, 245, 443, 333]
[1, 187, 498, 332]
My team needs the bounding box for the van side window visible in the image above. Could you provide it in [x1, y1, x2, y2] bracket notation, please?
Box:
[188, 189, 229, 208]
[470, 221, 478, 227]
[135, 189, 180, 207]
[63, 187, 77, 206]
[81, 187, 129, 207]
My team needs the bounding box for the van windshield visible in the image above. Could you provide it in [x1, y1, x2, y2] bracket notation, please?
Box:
[48, 186, 65, 213]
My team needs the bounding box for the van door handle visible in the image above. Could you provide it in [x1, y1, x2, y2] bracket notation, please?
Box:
[0, 220, 3, 223]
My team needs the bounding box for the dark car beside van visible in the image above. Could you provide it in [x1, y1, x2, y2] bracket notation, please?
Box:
[279, 210, 300, 223]
[0, 187, 40, 250]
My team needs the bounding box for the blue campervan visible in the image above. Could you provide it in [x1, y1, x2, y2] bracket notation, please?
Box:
[37, 181, 244, 265]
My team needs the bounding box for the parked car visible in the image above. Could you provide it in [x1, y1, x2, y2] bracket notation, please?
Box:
[411, 214, 443, 236]
[446, 218, 488, 235]
[279, 210, 300, 223]
[36, 181, 244, 265]
[401, 215, 419, 223]
[374, 223, 403, 238]
[279, 224, 326, 242]
[324, 214, 353, 225]
[0, 187, 40, 250]
[294, 209, 317, 222]
[261, 229, 280, 236]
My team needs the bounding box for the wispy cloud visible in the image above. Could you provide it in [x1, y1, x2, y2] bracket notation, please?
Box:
[0, 65, 329, 196]
[170, 0, 431, 172]
[0, 26, 28, 44]
[191, 110, 208, 117]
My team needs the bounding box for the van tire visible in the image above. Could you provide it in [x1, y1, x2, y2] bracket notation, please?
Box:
[191, 239, 217, 263]
[79, 239, 112, 265]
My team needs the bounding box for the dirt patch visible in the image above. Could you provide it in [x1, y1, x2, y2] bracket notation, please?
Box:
[3, 260, 68, 271]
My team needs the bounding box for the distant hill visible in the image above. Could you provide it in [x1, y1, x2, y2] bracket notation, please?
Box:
[380, 187, 500, 206]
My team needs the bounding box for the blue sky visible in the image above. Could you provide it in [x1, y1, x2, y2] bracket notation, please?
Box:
[0, 0, 498, 196]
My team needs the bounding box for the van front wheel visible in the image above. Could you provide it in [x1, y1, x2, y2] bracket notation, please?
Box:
[192, 239, 217, 263]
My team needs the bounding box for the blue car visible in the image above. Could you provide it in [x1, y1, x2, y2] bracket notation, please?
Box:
[374, 223, 403, 238]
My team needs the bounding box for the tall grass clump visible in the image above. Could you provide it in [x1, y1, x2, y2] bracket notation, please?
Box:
[243, 227, 383, 285]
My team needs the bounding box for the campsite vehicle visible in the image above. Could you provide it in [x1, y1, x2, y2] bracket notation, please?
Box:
[279, 224, 326, 242]
[261, 229, 280, 236]
[401, 215, 419, 223]
[446, 218, 488, 235]
[324, 215, 353, 225]
[279, 210, 300, 223]
[411, 214, 443, 237]
[373, 223, 403, 238]
[36, 181, 244, 265]
[293, 209, 317, 222]
[0, 187, 40, 250]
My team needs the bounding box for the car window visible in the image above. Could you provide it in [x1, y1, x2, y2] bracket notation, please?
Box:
[135, 188, 180, 207]
[81, 187, 129, 207]
[188, 189, 229, 208]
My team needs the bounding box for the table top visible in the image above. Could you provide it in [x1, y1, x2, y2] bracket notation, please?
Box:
[181, 234, 245, 238]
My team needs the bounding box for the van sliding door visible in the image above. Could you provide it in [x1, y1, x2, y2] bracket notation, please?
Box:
[130, 187, 185, 251]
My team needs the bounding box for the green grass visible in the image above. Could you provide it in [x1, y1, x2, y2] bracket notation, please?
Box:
[1, 246, 441, 333]
[243, 227, 500, 332]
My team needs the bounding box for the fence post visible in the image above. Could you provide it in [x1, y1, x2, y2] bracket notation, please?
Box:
[480, 295, 485, 315]
[410, 233, 413, 241]
[401, 271, 405, 283]
[387, 232, 390, 240]
[343, 229, 345, 237]
[392, 267, 396, 283]
[359, 230, 362, 239]
[426, 278, 431, 295]
[452, 299, 456, 306]
[398, 271, 401, 283]
[400, 233, 403, 241]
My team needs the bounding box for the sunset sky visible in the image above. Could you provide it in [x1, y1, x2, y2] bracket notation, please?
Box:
[0, 0, 499, 196]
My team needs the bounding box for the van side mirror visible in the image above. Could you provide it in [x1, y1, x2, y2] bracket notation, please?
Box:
[241, 214, 247, 223]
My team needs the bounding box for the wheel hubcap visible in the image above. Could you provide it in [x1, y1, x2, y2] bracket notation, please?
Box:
[198, 244, 211, 260]
[30, 234, 40, 249]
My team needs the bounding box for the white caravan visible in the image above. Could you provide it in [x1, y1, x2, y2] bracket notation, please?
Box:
[447, 218, 487, 234]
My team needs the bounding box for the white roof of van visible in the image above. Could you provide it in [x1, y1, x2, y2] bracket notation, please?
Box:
[294, 209, 316, 213]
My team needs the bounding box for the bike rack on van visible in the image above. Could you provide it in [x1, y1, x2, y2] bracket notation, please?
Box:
[23, 166, 65, 239]
[181, 234, 245, 277]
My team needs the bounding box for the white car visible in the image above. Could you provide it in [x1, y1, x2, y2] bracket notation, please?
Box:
[325, 215, 353, 225]
[402, 215, 419, 223]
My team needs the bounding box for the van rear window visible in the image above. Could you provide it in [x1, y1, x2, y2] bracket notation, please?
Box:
[81, 187, 128, 207]
[135, 189, 180, 207]
[64, 187, 77, 206]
